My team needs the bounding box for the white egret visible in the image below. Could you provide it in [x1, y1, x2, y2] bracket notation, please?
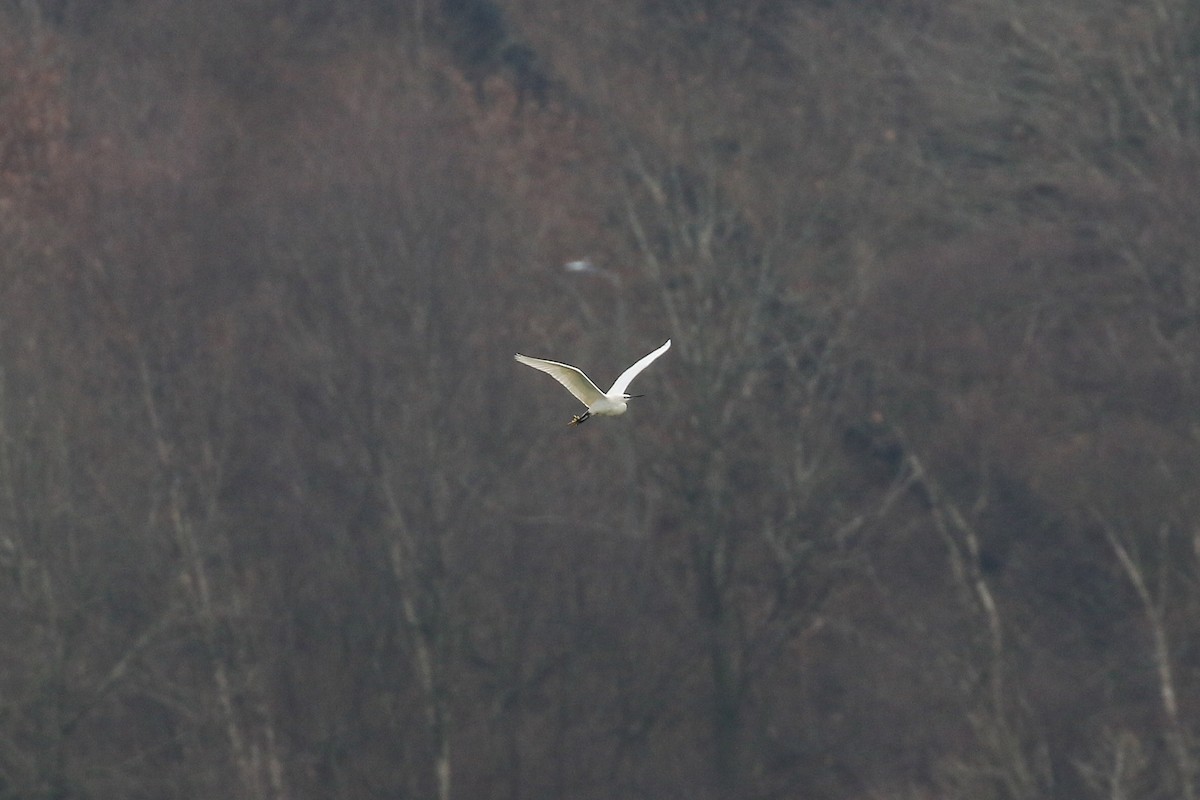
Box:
[514, 339, 671, 426]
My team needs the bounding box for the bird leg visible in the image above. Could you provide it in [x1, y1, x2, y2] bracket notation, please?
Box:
[569, 411, 591, 426]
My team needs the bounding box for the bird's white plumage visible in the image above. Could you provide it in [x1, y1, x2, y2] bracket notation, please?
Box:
[512, 355, 606, 406]
[514, 339, 672, 423]
[607, 339, 672, 396]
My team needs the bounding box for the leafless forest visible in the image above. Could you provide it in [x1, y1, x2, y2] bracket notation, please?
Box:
[1, 1, 1199, 798]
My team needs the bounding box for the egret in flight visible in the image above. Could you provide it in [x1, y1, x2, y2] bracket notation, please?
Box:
[514, 339, 671, 426]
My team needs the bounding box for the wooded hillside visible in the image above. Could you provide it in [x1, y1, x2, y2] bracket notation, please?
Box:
[2, 1, 1199, 798]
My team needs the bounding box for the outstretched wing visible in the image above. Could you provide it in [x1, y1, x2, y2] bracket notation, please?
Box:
[607, 339, 672, 395]
[514, 354, 605, 408]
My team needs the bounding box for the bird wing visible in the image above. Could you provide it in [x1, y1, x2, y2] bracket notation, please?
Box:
[514, 354, 606, 408]
[607, 339, 672, 395]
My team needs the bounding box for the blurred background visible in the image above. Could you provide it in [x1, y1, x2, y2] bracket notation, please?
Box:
[1, 1, 1198, 798]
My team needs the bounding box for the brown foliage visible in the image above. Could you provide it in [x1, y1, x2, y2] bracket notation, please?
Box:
[1, 1, 1200, 799]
